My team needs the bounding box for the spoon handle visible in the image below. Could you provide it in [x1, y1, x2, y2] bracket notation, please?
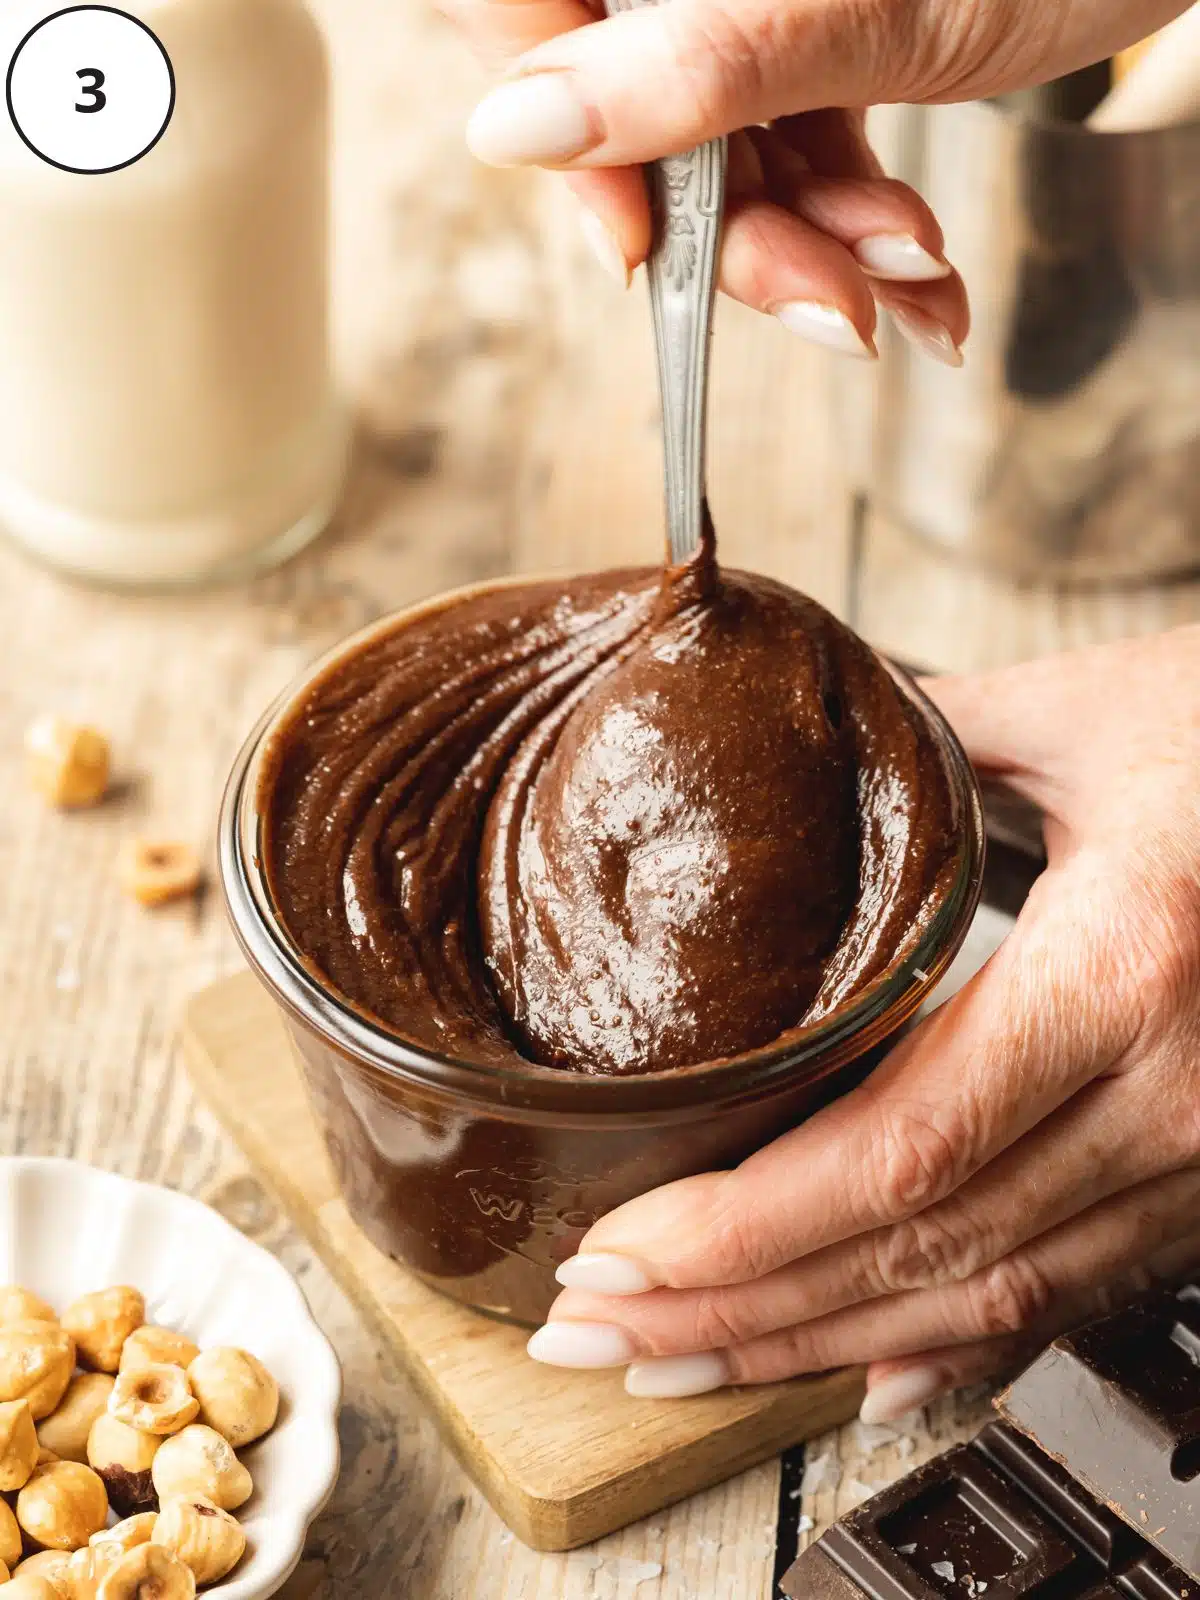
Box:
[602, 0, 727, 565]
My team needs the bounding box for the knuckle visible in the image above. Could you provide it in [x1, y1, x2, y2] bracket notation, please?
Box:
[868, 1207, 986, 1294]
[688, 1288, 760, 1351]
[863, 1102, 975, 1226]
[663, 1, 768, 134]
[966, 1255, 1054, 1340]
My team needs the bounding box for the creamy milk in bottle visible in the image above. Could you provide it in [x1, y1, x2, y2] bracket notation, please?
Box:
[0, 0, 347, 587]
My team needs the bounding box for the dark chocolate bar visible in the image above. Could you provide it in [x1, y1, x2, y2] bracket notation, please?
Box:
[996, 1289, 1200, 1580]
[780, 1424, 1196, 1600]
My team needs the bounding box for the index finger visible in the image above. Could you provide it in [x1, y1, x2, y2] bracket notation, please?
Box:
[439, 0, 600, 70]
[575, 868, 1139, 1289]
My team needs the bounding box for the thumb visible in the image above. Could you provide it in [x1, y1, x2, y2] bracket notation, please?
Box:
[465, 0, 891, 169]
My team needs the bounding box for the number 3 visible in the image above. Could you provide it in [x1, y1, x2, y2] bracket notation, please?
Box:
[75, 67, 106, 113]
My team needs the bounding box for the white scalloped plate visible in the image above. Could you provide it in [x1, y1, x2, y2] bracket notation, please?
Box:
[0, 1158, 342, 1599]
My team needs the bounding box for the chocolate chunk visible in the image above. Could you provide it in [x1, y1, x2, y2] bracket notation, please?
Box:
[782, 1442, 1098, 1597]
[974, 1423, 1141, 1569]
[1117, 1547, 1197, 1600]
[996, 1292, 1200, 1580]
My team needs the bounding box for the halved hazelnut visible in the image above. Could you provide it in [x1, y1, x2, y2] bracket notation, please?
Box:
[38, 1374, 115, 1465]
[118, 1330, 199, 1377]
[25, 717, 110, 809]
[91, 1513, 158, 1553]
[186, 1348, 278, 1449]
[64, 1539, 125, 1600]
[63, 1289, 145, 1374]
[0, 1496, 23, 1568]
[87, 1414, 160, 1518]
[150, 1427, 251, 1513]
[153, 1495, 245, 1587]
[13, 1550, 73, 1593]
[0, 1322, 76, 1419]
[0, 1288, 57, 1326]
[0, 1397, 39, 1490]
[108, 1366, 198, 1437]
[5, 1575, 65, 1600]
[96, 1545, 195, 1600]
[116, 842, 202, 909]
[16, 1460, 109, 1550]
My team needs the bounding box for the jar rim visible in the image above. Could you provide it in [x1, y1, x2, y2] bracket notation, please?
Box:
[218, 578, 986, 1118]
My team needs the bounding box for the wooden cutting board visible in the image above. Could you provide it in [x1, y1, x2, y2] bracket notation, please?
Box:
[180, 972, 864, 1551]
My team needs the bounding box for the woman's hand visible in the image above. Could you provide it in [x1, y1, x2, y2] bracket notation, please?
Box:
[527, 627, 1200, 1419]
[447, 0, 1186, 361]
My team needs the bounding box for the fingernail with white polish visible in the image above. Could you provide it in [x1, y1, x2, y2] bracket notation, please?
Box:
[625, 1351, 731, 1399]
[578, 211, 632, 290]
[526, 1321, 638, 1369]
[775, 301, 876, 360]
[555, 1253, 657, 1294]
[466, 74, 598, 168]
[858, 1366, 946, 1425]
[890, 304, 964, 368]
[855, 233, 951, 282]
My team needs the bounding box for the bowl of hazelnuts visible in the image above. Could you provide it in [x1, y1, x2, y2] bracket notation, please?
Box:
[0, 1158, 342, 1599]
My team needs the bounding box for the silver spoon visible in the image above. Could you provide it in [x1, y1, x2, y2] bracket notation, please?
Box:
[602, 0, 728, 565]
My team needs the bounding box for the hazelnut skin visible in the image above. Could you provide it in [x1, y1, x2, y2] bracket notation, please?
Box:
[150, 1427, 251, 1513]
[87, 1414, 161, 1518]
[118, 1329, 199, 1377]
[91, 1513, 158, 1553]
[153, 1496, 246, 1587]
[62, 1290, 145, 1375]
[0, 1496, 24, 1568]
[37, 1374, 115, 1465]
[0, 1397, 39, 1490]
[186, 1349, 278, 1449]
[0, 1288, 57, 1326]
[16, 1460, 110, 1550]
[95, 1545, 195, 1600]
[108, 1366, 198, 1437]
[0, 1323, 76, 1420]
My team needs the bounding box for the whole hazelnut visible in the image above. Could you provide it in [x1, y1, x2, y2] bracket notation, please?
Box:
[0, 1397, 39, 1490]
[64, 1540, 125, 1600]
[108, 1366, 198, 1437]
[87, 1414, 161, 1518]
[4, 1575, 64, 1600]
[91, 1514, 158, 1554]
[38, 1374, 115, 1465]
[96, 1545, 195, 1600]
[13, 1550, 72, 1591]
[150, 1427, 251, 1513]
[0, 1496, 23, 1568]
[118, 1330, 199, 1377]
[0, 1288, 57, 1326]
[62, 1290, 145, 1375]
[0, 1323, 76, 1419]
[16, 1460, 110, 1550]
[153, 1495, 246, 1587]
[24, 717, 110, 810]
[186, 1348, 278, 1449]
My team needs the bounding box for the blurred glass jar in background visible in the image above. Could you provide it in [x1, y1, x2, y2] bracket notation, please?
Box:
[0, 0, 347, 589]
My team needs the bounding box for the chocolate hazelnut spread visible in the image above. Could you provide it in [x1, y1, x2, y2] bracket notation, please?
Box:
[262, 531, 957, 1077]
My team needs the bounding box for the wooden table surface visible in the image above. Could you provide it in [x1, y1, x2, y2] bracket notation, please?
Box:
[4, 2, 1200, 1596]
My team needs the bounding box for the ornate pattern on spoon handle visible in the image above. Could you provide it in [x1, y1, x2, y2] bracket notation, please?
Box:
[602, 0, 727, 566]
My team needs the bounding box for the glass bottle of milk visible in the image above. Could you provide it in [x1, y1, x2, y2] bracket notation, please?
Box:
[0, 0, 347, 588]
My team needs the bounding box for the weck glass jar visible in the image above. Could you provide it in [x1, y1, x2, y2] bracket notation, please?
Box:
[220, 580, 985, 1326]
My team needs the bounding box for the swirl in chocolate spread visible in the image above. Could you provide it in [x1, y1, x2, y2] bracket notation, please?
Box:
[261, 524, 957, 1076]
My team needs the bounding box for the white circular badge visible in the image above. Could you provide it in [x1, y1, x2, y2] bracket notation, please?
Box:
[6, 5, 174, 174]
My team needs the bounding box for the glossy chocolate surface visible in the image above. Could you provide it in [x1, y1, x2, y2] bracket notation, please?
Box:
[262, 539, 957, 1076]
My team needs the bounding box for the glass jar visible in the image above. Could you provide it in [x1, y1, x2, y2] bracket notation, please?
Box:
[0, 0, 347, 589]
[220, 581, 986, 1326]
